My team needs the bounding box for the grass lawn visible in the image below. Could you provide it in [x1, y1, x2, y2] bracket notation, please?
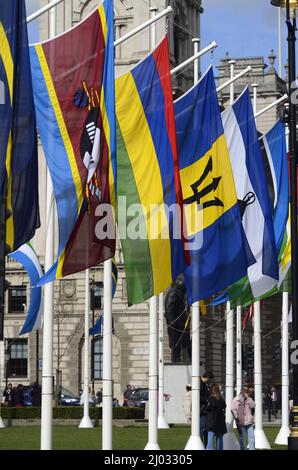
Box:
[0, 426, 287, 451]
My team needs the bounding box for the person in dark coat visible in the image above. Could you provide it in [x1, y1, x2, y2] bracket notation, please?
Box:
[32, 382, 41, 406]
[15, 384, 24, 407]
[3, 383, 15, 406]
[200, 371, 213, 447]
[206, 384, 227, 450]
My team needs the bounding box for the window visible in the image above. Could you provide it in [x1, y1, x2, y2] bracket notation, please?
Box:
[92, 337, 103, 380]
[6, 339, 28, 378]
[8, 286, 26, 313]
[91, 282, 103, 310]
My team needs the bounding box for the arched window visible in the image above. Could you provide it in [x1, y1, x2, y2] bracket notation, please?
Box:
[92, 336, 103, 380]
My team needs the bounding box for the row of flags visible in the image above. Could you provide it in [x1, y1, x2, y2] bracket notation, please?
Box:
[0, 0, 292, 336]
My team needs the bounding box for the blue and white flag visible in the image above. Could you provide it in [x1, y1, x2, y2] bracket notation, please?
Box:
[8, 243, 43, 335]
[262, 120, 289, 253]
[222, 88, 279, 299]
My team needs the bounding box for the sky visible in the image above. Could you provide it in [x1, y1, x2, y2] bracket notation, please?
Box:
[200, 0, 289, 77]
[26, 0, 40, 43]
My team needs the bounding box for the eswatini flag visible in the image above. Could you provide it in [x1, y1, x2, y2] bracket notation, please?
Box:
[30, 0, 116, 283]
[116, 36, 188, 306]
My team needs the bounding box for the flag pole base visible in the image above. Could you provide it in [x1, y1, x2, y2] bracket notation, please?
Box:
[255, 428, 271, 449]
[79, 415, 94, 428]
[185, 435, 205, 450]
[158, 415, 169, 429]
[223, 431, 240, 450]
[275, 426, 291, 445]
[144, 442, 160, 450]
[0, 417, 5, 428]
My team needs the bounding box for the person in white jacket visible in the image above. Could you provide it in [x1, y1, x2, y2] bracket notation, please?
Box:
[183, 384, 192, 424]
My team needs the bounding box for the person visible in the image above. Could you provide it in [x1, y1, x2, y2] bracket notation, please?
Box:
[183, 384, 192, 424]
[200, 371, 214, 447]
[206, 384, 227, 450]
[96, 388, 102, 405]
[123, 384, 132, 405]
[232, 387, 255, 450]
[271, 386, 278, 419]
[15, 384, 24, 408]
[3, 383, 15, 406]
[32, 382, 41, 406]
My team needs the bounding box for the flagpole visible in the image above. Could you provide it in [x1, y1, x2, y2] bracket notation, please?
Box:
[102, 258, 113, 450]
[275, 120, 290, 445]
[26, 0, 64, 23]
[145, 7, 160, 451]
[216, 66, 252, 93]
[79, 269, 93, 428]
[40, 5, 56, 451]
[275, 292, 291, 444]
[223, 60, 239, 451]
[278, 5, 283, 77]
[236, 305, 242, 395]
[252, 83, 271, 449]
[185, 37, 205, 451]
[158, 292, 169, 429]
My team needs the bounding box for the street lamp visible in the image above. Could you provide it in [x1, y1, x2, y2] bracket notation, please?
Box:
[271, 0, 298, 450]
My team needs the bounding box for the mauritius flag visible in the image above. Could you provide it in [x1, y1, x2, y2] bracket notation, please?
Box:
[29, 0, 116, 283]
[116, 36, 187, 306]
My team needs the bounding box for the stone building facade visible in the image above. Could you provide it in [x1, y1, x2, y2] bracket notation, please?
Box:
[1, 0, 286, 403]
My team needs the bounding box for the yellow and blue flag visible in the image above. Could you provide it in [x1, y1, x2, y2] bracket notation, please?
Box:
[175, 67, 255, 304]
[0, 0, 40, 252]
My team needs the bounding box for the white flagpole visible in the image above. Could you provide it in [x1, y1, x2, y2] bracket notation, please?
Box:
[145, 7, 160, 450]
[236, 305, 242, 395]
[102, 258, 113, 450]
[216, 66, 252, 93]
[79, 269, 93, 428]
[185, 37, 205, 451]
[275, 120, 290, 445]
[170, 42, 217, 76]
[254, 301, 271, 448]
[223, 60, 239, 451]
[158, 292, 169, 429]
[275, 292, 291, 444]
[255, 94, 288, 119]
[252, 84, 271, 449]
[27, 0, 64, 23]
[278, 6, 283, 77]
[40, 5, 56, 451]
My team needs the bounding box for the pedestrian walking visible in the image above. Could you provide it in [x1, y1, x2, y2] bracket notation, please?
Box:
[206, 384, 227, 450]
[232, 387, 255, 450]
[200, 371, 214, 446]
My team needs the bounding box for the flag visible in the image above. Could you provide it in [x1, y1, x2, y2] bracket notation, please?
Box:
[213, 119, 289, 307]
[30, 0, 116, 284]
[89, 258, 117, 335]
[0, 0, 39, 252]
[242, 304, 254, 332]
[222, 88, 279, 305]
[116, 36, 187, 306]
[8, 243, 43, 335]
[175, 67, 255, 304]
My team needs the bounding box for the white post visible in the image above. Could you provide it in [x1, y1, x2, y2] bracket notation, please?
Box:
[170, 42, 217, 77]
[102, 259, 113, 450]
[224, 303, 239, 449]
[40, 6, 56, 451]
[275, 292, 291, 444]
[145, 8, 160, 451]
[252, 84, 270, 449]
[254, 94, 288, 119]
[216, 66, 252, 93]
[158, 293, 169, 429]
[229, 60, 236, 104]
[79, 269, 93, 428]
[254, 301, 271, 449]
[278, 6, 283, 78]
[185, 37, 205, 452]
[0, 341, 5, 428]
[236, 306, 242, 395]
[26, 0, 65, 23]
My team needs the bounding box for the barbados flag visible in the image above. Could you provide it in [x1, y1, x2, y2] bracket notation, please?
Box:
[29, 0, 116, 283]
[116, 36, 187, 306]
[175, 67, 255, 304]
[0, 0, 39, 252]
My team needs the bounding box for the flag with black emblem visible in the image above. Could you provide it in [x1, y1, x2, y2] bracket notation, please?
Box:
[175, 67, 255, 303]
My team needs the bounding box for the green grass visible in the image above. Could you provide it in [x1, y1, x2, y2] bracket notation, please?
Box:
[0, 426, 287, 450]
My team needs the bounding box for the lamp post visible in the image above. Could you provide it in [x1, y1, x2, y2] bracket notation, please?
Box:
[271, 0, 298, 450]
